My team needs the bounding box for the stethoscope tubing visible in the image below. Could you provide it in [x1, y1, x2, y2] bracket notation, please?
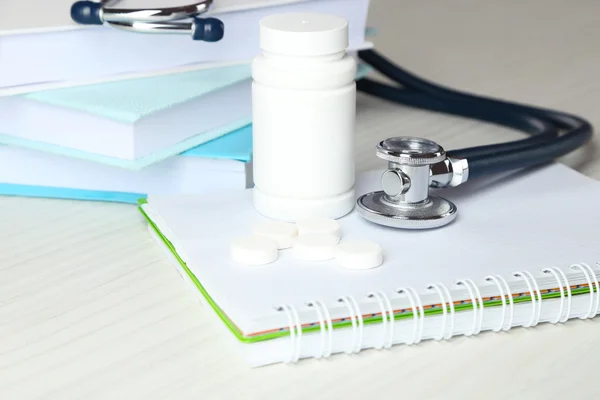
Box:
[356, 79, 559, 150]
[357, 49, 593, 179]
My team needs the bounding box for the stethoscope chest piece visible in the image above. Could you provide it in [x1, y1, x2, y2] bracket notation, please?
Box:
[357, 191, 457, 230]
[357, 136, 467, 230]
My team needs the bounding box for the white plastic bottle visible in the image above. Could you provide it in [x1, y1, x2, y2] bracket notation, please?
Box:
[251, 12, 357, 222]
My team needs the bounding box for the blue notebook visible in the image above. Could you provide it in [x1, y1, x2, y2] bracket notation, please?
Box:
[180, 124, 252, 162]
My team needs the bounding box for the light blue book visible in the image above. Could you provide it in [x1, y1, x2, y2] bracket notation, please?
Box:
[0, 63, 255, 170]
[0, 64, 372, 203]
[0, 61, 372, 171]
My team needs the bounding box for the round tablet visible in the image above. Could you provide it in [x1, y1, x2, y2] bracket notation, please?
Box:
[335, 240, 383, 270]
[230, 235, 278, 266]
[252, 220, 298, 249]
[292, 234, 340, 261]
[296, 218, 341, 240]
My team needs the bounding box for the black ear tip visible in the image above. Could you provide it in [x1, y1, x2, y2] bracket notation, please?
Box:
[70, 1, 103, 25]
[206, 18, 225, 41]
[193, 17, 225, 42]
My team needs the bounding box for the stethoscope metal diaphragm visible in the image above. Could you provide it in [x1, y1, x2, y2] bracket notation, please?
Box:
[357, 191, 457, 230]
[357, 136, 468, 230]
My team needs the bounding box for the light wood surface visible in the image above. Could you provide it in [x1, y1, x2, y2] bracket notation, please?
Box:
[2, 1, 600, 398]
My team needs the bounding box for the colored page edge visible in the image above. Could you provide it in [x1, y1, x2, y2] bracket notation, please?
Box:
[0, 183, 144, 204]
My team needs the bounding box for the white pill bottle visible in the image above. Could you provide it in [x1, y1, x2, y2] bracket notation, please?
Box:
[251, 12, 357, 222]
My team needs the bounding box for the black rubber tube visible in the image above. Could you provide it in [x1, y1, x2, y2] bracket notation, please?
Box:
[357, 49, 593, 178]
[356, 78, 559, 157]
[357, 50, 562, 159]
[358, 49, 583, 126]
[465, 128, 591, 179]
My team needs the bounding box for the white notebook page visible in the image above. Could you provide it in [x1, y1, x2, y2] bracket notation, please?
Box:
[144, 163, 600, 335]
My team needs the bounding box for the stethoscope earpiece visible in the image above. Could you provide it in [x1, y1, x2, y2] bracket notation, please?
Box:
[70, 0, 224, 42]
[70, 1, 103, 25]
[192, 17, 225, 42]
[357, 136, 468, 230]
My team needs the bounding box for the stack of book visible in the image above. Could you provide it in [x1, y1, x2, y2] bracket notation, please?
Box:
[0, 0, 373, 203]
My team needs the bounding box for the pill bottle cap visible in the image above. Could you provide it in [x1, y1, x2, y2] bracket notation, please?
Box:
[259, 12, 349, 56]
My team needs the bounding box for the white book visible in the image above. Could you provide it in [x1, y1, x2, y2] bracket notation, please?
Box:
[0, 146, 251, 203]
[0, 0, 372, 95]
[0, 124, 254, 203]
[139, 163, 600, 367]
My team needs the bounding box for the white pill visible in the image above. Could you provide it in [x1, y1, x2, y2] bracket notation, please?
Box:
[335, 240, 383, 270]
[296, 218, 341, 240]
[230, 235, 278, 265]
[252, 220, 297, 249]
[292, 234, 340, 261]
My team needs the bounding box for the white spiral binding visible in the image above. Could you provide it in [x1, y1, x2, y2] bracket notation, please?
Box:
[514, 271, 543, 327]
[592, 263, 600, 316]
[368, 291, 395, 349]
[338, 296, 364, 354]
[426, 283, 449, 340]
[396, 287, 424, 344]
[306, 300, 333, 359]
[483, 276, 504, 331]
[569, 263, 599, 319]
[438, 283, 456, 339]
[541, 267, 572, 323]
[512, 271, 539, 327]
[455, 279, 483, 336]
[484, 275, 513, 332]
[279, 262, 600, 364]
[586, 263, 600, 317]
[275, 304, 302, 364]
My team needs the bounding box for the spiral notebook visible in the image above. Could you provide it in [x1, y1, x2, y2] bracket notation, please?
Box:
[138, 163, 600, 367]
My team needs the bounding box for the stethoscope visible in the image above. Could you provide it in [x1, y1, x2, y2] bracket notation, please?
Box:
[70, 0, 224, 42]
[70, 0, 594, 230]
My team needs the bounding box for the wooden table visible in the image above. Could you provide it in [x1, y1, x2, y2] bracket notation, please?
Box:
[2, 1, 599, 398]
